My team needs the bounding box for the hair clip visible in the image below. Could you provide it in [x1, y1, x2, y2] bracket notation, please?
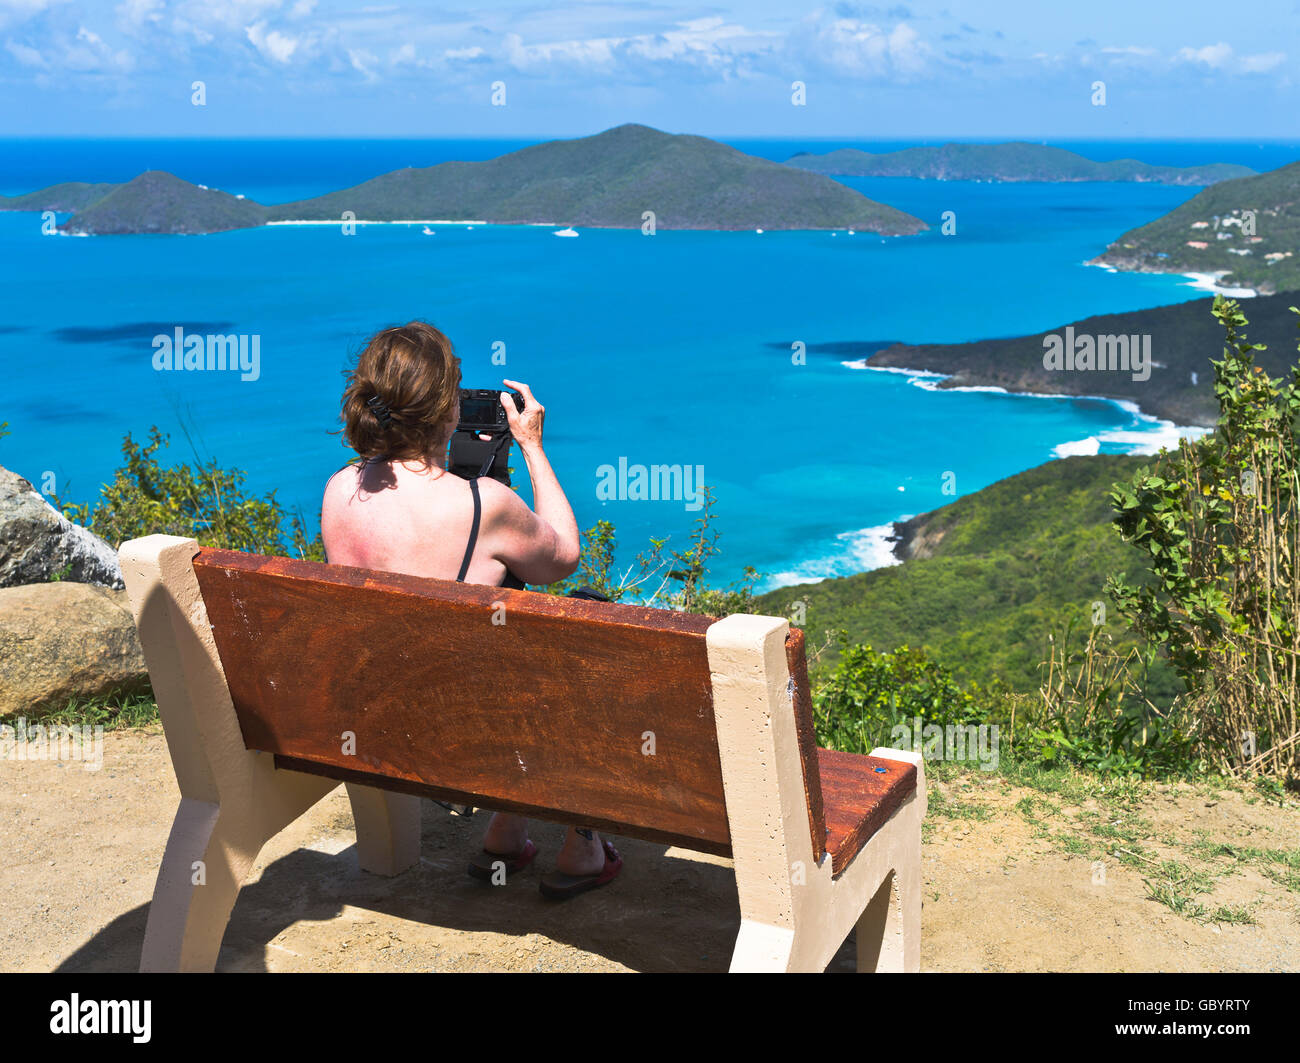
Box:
[367, 394, 393, 427]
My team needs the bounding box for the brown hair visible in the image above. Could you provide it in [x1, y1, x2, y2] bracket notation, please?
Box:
[340, 321, 461, 462]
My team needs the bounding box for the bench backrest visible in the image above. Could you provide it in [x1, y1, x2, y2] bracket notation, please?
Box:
[192, 548, 827, 861]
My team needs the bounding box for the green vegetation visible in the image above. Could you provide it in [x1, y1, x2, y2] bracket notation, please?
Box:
[1095, 160, 1300, 294]
[763, 298, 1300, 785]
[543, 485, 761, 616]
[0, 690, 159, 733]
[1109, 298, 1300, 780]
[56, 426, 322, 559]
[787, 142, 1252, 185]
[810, 639, 992, 761]
[758, 454, 1175, 698]
[0, 180, 121, 213]
[62, 171, 268, 236]
[863, 290, 1300, 427]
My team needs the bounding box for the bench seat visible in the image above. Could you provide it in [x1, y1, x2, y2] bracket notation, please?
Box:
[818, 750, 917, 876]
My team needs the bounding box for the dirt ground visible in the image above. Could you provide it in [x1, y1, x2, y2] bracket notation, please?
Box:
[2, 728, 1297, 973]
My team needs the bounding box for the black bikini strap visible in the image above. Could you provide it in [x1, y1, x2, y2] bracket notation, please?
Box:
[456, 478, 481, 582]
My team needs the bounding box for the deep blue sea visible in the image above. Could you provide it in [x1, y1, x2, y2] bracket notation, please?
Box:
[2, 137, 1295, 589]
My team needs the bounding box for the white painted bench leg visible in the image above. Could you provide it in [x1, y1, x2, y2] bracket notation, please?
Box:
[708, 615, 815, 974]
[730, 920, 797, 973]
[121, 535, 343, 972]
[854, 747, 925, 972]
[141, 780, 326, 972]
[346, 785, 421, 875]
[854, 865, 920, 972]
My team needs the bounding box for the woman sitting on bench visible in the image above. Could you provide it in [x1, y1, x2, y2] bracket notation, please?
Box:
[320, 321, 623, 899]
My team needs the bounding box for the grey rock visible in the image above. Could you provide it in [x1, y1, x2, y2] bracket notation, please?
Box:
[0, 465, 123, 588]
[0, 581, 148, 716]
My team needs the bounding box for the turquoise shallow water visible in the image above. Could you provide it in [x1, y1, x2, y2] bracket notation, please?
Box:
[0, 139, 1255, 589]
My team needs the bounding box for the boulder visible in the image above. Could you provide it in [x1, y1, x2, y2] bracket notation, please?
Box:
[0, 465, 123, 588]
[0, 582, 147, 716]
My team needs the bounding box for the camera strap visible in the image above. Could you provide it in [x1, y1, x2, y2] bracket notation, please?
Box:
[477, 432, 512, 479]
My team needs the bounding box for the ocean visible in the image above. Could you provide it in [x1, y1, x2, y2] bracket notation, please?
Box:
[2, 137, 1293, 590]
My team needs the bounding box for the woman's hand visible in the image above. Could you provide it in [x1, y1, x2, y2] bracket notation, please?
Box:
[501, 379, 544, 451]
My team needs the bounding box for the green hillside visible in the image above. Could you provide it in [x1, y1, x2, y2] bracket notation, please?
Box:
[786, 142, 1252, 185]
[271, 124, 926, 233]
[63, 171, 268, 235]
[757, 455, 1180, 701]
[863, 291, 1300, 427]
[0, 181, 121, 213]
[1094, 160, 1300, 293]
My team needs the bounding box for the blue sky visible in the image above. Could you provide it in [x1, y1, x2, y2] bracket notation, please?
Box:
[1, 0, 1297, 137]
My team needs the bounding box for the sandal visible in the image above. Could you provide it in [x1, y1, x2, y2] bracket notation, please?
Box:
[466, 839, 539, 882]
[539, 840, 623, 900]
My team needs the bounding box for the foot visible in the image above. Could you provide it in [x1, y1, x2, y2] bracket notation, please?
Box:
[554, 828, 607, 876]
[482, 812, 529, 855]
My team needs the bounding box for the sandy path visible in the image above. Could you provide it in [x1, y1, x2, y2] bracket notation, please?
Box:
[1, 730, 1296, 972]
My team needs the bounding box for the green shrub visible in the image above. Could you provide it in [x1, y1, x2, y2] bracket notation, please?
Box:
[1021, 616, 1202, 778]
[1108, 297, 1300, 782]
[811, 637, 997, 756]
[545, 484, 760, 616]
[58, 427, 324, 560]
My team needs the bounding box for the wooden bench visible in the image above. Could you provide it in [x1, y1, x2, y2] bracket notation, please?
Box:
[119, 534, 926, 973]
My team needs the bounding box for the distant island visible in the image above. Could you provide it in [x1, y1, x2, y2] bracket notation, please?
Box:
[812, 291, 1300, 427]
[785, 142, 1254, 186]
[0, 124, 927, 237]
[1092, 161, 1300, 295]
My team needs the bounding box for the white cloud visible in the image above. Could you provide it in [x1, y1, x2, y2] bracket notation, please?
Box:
[1240, 51, 1286, 73]
[1175, 41, 1287, 74]
[246, 19, 299, 63]
[114, 0, 162, 34]
[1177, 42, 1234, 68]
[787, 13, 931, 78]
[347, 46, 377, 80]
[5, 39, 46, 66]
[0, 0, 65, 25]
[1100, 45, 1157, 57]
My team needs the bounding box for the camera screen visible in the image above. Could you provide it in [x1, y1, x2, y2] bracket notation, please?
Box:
[461, 397, 499, 424]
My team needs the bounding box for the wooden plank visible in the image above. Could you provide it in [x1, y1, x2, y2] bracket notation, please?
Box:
[817, 749, 917, 876]
[274, 754, 732, 857]
[193, 549, 732, 852]
[785, 628, 828, 865]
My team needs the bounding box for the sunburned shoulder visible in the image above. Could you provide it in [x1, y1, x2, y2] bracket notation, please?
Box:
[323, 463, 360, 501]
[475, 476, 532, 523]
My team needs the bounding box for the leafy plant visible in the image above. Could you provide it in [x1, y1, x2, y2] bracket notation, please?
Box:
[57, 426, 324, 560]
[1108, 297, 1300, 782]
[543, 484, 760, 616]
[1024, 615, 1201, 777]
[811, 636, 994, 756]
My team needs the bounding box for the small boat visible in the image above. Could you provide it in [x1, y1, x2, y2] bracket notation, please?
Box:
[422, 226, 436, 236]
[755, 228, 764, 234]
[554, 227, 579, 237]
[848, 229, 855, 236]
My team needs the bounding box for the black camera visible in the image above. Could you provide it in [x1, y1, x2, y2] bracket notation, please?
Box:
[457, 387, 524, 434]
[448, 387, 525, 485]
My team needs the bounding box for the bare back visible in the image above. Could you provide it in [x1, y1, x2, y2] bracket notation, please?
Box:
[321, 459, 577, 587]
